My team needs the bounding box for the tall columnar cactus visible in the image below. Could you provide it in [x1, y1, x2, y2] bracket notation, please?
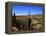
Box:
[28, 11, 31, 30]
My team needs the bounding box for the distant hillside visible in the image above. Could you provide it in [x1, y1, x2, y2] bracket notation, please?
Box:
[15, 14, 43, 19]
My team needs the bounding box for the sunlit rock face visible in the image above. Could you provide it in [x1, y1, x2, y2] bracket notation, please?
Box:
[12, 27, 18, 32]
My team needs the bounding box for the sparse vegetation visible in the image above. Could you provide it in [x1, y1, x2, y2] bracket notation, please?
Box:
[11, 14, 44, 32]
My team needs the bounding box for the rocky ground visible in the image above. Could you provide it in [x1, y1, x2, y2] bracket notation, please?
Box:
[11, 14, 44, 32]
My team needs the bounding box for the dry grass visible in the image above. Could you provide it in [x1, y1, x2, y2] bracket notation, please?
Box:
[12, 14, 44, 32]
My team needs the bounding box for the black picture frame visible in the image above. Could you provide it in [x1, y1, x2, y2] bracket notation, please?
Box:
[5, 1, 45, 34]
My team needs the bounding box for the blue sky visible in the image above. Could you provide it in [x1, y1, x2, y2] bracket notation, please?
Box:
[12, 4, 43, 16]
